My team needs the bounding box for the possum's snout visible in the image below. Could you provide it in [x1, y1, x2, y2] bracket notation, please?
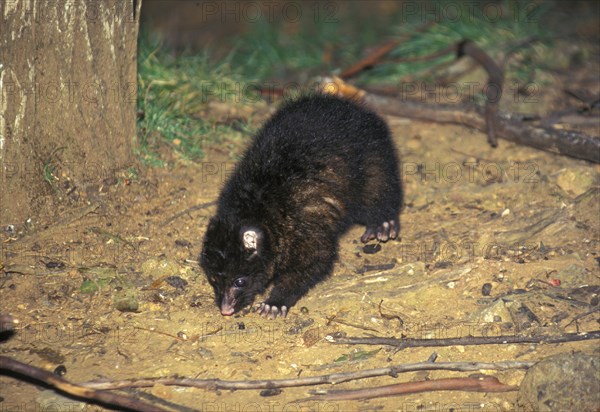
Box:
[220, 287, 238, 316]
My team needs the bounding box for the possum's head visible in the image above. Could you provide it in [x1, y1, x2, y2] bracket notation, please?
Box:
[200, 218, 271, 316]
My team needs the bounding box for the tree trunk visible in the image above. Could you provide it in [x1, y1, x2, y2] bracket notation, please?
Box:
[0, 0, 141, 230]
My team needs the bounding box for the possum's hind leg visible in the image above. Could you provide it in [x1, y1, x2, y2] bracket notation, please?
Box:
[258, 243, 337, 319]
[358, 161, 402, 244]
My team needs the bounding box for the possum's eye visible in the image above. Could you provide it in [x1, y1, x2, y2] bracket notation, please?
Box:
[233, 278, 247, 288]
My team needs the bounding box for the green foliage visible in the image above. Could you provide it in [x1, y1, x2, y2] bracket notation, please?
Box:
[363, 1, 551, 83]
[137, 32, 248, 163]
[136, 1, 553, 162]
[229, 5, 396, 80]
[227, 1, 551, 85]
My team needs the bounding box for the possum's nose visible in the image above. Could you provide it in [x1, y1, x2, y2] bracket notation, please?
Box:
[221, 305, 235, 316]
[220, 297, 236, 316]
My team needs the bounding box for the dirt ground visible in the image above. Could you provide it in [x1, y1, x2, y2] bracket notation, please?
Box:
[1, 58, 600, 412]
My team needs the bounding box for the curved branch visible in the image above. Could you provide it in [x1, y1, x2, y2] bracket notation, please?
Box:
[328, 330, 600, 348]
[0, 356, 167, 412]
[81, 360, 533, 391]
[301, 376, 517, 401]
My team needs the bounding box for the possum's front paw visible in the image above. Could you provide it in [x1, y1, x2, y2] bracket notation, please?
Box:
[361, 219, 399, 243]
[257, 302, 288, 319]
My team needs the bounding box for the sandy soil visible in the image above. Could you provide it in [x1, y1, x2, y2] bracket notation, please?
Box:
[2, 94, 599, 411]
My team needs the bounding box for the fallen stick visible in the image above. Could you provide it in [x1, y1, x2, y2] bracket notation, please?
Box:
[319, 70, 600, 163]
[362, 93, 600, 163]
[81, 360, 533, 391]
[301, 376, 517, 401]
[458, 40, 504, 147]
[340, 37, 505, 147]
[327, 330, 600, 348]
[0, 356, 168, 412]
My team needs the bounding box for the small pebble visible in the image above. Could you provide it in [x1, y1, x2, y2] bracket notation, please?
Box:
[53, 365, 67, 376]
[197, 347, 214, 359]
[45, 261, 66, 270]
[260, 388, 282, 397]
[174, 239, 192, 248]
[363, 244, 381, 254]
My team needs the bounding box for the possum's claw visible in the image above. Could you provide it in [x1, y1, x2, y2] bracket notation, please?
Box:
[258, 303, 288, 319]
[361, 219, 399, 243]
[360, 227, 376, 243]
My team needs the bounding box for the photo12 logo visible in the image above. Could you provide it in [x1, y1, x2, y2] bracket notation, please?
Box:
[398, 1, 541, 23]
[4, 1, 139, 23]
[401, 161, 540, 184]
[1, 80, 137, 105]
[198, 1, 339, 24]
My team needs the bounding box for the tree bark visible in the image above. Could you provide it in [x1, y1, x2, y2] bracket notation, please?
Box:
[0, 0, 141, 228]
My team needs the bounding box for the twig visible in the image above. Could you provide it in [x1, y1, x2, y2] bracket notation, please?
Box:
[301, 376, 517, 401]
[457, 40, 504, 147]
[161, 201, 217, 227]
[378, 300, 403, 326]
[81, 360, 532, 391]
[563, 89, 596, 110]
[0, 356, 168, 412]
[1, 264, 40, 276]
[133, 326, 186, 341]
[339, 21, 435, 79]
[339, 39, 402, 79]
[563, 307, 600, 328]
[327, 330, 600, 349]
[324, 315, 381, 333]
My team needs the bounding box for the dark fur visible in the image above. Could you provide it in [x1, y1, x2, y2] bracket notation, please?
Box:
[200, 94, 402, 318]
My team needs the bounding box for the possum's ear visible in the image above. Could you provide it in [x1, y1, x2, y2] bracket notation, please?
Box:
[240, 226, 262, 256]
